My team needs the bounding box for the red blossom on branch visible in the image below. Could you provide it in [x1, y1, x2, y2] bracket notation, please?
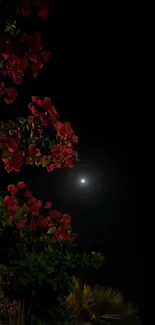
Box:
[18, 0, 50, 19]
[0, 5, 51, 104]
[36, 0, 50, 19]
[61, 214, 71, 228]
[0, 96, 79, 173]
[45, 201, 52, 209]
[17, 181, 26, 189]
[0, 182, 78, 241]
[19, 0, 32, 16]
[0, 82, 18, 105]
[3, 55, 28, 84]
[7, 184, 18, 195]
[55, 227, 70, 241]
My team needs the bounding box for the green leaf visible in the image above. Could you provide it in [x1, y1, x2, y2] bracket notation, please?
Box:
[42, 160, 47, 167]
[26, 156, 34, 165]
[15, 207, 24, 217]
[47, 226, 56, 234]
[35, 159, 42, 166]
[17, 117, 25, 124]
[0, 199, 5, 208]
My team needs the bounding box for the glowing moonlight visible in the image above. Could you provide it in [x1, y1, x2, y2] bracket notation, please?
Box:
[80, 178, 86, 184]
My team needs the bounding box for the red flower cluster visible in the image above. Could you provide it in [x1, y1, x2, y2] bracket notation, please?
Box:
[28, 96, 79, 170]
[0, 32, 51, 103]
[2, 150, 25, 173]
[0, 82, 18, 104]
[29, 96, 78, 144]
[2, 55, 28, 84]
[0, 96, 78, 173]
[21, 32, 51, 77]
[48, 143, 75, 171]
[18, 0, 50, 19]
[2, 182, 78, 241]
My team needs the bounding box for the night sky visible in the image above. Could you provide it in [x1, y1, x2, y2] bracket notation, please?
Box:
[0, 2, 152, 324]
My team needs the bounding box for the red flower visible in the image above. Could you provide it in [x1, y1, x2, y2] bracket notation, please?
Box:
[28, 103, 40, 117]
[32, 61, 43, 78]
[27, 196, 37, 206]
[16, 215, 27, 229]
[4, 87, 18, 105]
[47, 164, 54, 172]
[72, 135, 79, 143]
[11, 299, 19, 311]
[28, 145, 41, 157]
[17, 182, 26, 190]
[36, 0, 50, 19]
[7, 205, 16, 215]
[41, 97, 52, 111]
[5, 56, 28, 85]
[55, 227, 69, 241]
[27, 52, 38, 63]
[42, 50, 51, 62]
[17, 131, 22, 139]
[72, 233, 78, 240]
[31, 96, 58, 124]
[11, 150, 24, 172]
[31, 96, 42, 105]
[45, 201, 52, 209]
[2, 158, 13, 173]
[38, 217, 47, 228]
[36, 200, 43, 208]
[23, 190, 32, 200]
[29, 116, 35, 122]
[16, 220, 26, 229]
[7, 184, 18, 195]
[55, 163, 61, 168]
[55, 121, 76, 142]
[49, 209, 62, 220]
[27, 198, 42, 216]
[5, 138, 19, 153]
[1, 182, 78, 238]
[54, 121, 64, 133]
[61, 214, 71, 228]
[4, 195, 16, 206]
[13, 300, 18, 305]
[19, 0, 32, 16]
[65, 159, 74, 168]
[2, 148, 24, 173]
[48, 222, 55, 228]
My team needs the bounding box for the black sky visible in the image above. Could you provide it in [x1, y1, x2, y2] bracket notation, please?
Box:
[0, 2, 153, 324]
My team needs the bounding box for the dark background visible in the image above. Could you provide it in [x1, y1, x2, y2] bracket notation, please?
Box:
[0, 2, 152, 324]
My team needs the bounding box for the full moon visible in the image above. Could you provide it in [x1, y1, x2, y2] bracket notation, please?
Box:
[80, 178, 86, 184]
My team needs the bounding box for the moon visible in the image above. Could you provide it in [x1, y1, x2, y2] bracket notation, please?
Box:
[80, 178, 86, 184]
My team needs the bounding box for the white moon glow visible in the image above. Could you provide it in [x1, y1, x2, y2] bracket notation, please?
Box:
[80, 178, 86, 184]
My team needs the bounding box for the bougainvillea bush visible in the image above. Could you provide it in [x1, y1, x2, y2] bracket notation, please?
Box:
[0, 2, 104, 324]
[0, 182, 104, 324]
